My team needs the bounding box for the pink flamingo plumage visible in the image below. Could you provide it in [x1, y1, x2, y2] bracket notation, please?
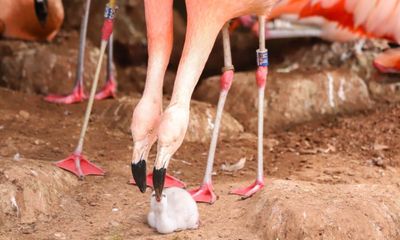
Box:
[296, 0, 400, 73]
[0, 0, 64, 41]
[236, 0, 400, 73]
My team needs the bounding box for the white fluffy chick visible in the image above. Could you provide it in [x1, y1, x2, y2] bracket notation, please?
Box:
[148, 187, 199, 234]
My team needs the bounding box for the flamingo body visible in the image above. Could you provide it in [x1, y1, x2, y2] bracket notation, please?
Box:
[292, 0, 400, 43]
[131, 0, 279, 200]
[0, 0, 64, 41]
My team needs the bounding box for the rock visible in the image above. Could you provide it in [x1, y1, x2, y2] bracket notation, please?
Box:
[54, 232, 67, 239]
[194, 69, 373, 133]
[97, 96, 244, 143]
[19, 223, 36, 234]
[245, 180, 400, 239]
[368, 81, 400, 103]
[0, 37, 107, 96]
[0, 159, 78, 228]
[18, 110, 30, 119]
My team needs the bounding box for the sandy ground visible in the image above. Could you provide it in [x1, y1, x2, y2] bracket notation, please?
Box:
[1, 86, 400, 239]
[2, 2, 400, 238]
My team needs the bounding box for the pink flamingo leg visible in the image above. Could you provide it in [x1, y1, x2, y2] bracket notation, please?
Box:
[95, 33, 117, 100]
[56, 2, 116, 178]
[189, 23, 233, 204]
[230, 16, 267, 199]
[44, 0, 91, 104]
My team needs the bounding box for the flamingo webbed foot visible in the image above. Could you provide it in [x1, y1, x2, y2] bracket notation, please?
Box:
[189, 182, 217, 204]
[44, 85, 87, 104]
[95, 77, 117, 100]
[230, 179, 264, 199]
[55, 153, 105, 179]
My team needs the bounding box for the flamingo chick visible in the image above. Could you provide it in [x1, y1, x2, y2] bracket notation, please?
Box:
[148, 187, 199, 234]
[0, 0, 63, 41]
[44, 0, 117, 104]
[131, 0, 277, 202]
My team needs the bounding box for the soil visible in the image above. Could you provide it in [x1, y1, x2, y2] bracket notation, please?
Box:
[1, 80, 400, 239]
[2, 5, 400, 238]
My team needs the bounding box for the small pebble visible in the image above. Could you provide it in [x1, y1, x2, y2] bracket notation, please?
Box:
[110, 220, 120, 227]
[112, 208, 119, 212]
[20, 224, 35, 234]
[54, 232, 66, 240]
[13, 153, 21, 161]
[19, 110, 30, 119]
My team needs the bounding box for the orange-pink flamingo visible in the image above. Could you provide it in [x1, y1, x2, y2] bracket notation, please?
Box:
[0, 0, 63, 41]
[131, 0, 276, 203]
[236, 0, 400, 73]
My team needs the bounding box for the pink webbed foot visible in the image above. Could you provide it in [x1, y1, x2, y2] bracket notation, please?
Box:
[188, 183, 217, 204]
[55, 153, 105, 179]
[230, 179, 264, 199]
[95, 77, 117, 100]
[44, 85, 87, 104]
[373, 60, 400, 74]
[130, 172, 186, 189]
[373, 49, 400, 74]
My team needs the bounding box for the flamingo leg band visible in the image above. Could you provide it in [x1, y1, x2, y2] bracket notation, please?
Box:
[256, 49, 268, 88]
[256, 49, 269, 67]
[101, 4, 117, 41]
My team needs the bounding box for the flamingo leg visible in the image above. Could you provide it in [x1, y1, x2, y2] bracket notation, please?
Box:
[44, 0, 91, 104]
[130, 0, 185, 193]
[95, 33, 117, 100]
[56, 2, 117, 178]
[230, 15, 267, 199]
[189, 22, 234, 204]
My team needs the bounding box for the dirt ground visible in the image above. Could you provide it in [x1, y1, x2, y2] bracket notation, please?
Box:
[1, 5, 400, 237]
[1, 76, 400, 240]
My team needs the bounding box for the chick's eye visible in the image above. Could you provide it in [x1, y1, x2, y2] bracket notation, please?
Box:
[151, 193, 155, 197]
[162, 194, 166, 198]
